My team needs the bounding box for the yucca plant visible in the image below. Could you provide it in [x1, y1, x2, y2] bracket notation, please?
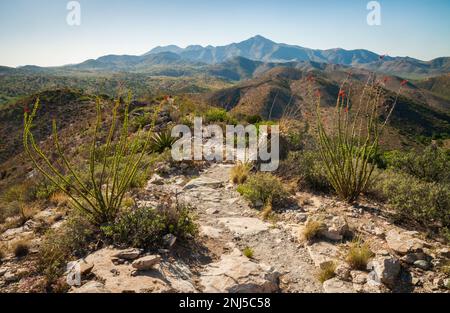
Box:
[150, 130, 177, 153]
[23, 94, 160, 225]
[311, 74, 403, 202]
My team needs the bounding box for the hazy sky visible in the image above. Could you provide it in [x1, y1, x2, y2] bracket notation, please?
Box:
[1, 0, 449, 67]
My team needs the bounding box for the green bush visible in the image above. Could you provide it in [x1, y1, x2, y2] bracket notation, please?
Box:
[38, 213, 95, 283]
[375, 170, 450, 230]
[278, 151, 332, 193]
[204, 108, 236, 124]
[101, 205, 197, 250]
[237, 172, 289, 208]
[383, 145, 450, 183]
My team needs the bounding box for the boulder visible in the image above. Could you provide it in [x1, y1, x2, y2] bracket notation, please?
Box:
[307, 242, 340, 269]
[386, 230, 424, 255]
[132, 255, 162, 271]
[367, 255, 401, 288]
[413, 260, 431, 270]
[314, 216, 350, 241]
[200, 249, 279, 293]
[322, 278, 355, 293]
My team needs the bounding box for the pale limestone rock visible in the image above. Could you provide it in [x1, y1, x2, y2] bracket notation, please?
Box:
[322, 278, 355, 293]
[200, 249, 279, 293]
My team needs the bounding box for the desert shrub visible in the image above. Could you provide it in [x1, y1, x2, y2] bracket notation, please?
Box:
[242, 247, 254, 259]
[301, 219, 325, 242]
[204, 107, 236, 124]
[278, 151, 332, 193]
[311, 76, 403, 202]
[13, 241, 30, 258]
[101, 204, 197, 250]
[230, 162, 251, 184]
[23, 95, 160, 225]
[38, 213, 96, 283]
[317, 262, 336, 283]
[383, 145, 450, 183]
[346, 240, 374, 270]
[237, 172, 289, 208]
[150, 131, 177, 153]
[245, 114, 263, 124]
[375, 170, 450, 230]
[205, 107, 227, 123]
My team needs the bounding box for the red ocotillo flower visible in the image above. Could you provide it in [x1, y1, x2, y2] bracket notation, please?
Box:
[338, 89, 345, 98]
[383, 76, 389, 83]
[400, 80, 408, 86]
[24, 106, 30, 114]
[344, 107, 349, 113]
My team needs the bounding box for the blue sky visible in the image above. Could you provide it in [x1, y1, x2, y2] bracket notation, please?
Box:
[0, 0, 449, 67]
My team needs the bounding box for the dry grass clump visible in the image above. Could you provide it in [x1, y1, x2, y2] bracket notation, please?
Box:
[317, 261, 336, 283]
[346, 239, 374, 270]
[49, 192, 70, 207]
[301, 219, 325, 242]
[230, 162, 251, 184]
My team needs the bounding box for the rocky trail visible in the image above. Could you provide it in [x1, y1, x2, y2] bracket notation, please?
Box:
[1, 159, 449, 293]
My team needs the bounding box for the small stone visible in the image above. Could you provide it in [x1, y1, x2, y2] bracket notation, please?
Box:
[335, 263, 351, 281]
[294, 213, 308, 223]
[206, 208, 220, 215]
[350, 271, 368, 285]
[437, 248, 450, 259]
[148, 174, 164, 185]
[132, 255, 161, 271]
[413, 260, 431, 270]
[4, 271, 19, 283]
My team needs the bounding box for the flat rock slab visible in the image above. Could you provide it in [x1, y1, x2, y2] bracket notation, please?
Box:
[74, 248, 196, 293]
[183, 177, 223, 190]
[307, 242, 341, 268]
[199, 225, 223, 239]
[200, 249, 279, 293]
[386, 230, 425, 255]
[218, 217, 269, 236]
[323, 278, 355, 293]
[71, 281, 110, 293]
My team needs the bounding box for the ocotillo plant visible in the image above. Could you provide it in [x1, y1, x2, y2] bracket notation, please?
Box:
[311, 74, 403, 203]
[23, 94, 161, 225]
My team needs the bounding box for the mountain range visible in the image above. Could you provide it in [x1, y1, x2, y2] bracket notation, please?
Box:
[2, 35, 450, 79]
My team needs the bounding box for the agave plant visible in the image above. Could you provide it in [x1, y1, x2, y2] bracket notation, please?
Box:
[311, 74, 402, 203]
[23, 94, 161, 225]
[150, 130, 177, 153]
